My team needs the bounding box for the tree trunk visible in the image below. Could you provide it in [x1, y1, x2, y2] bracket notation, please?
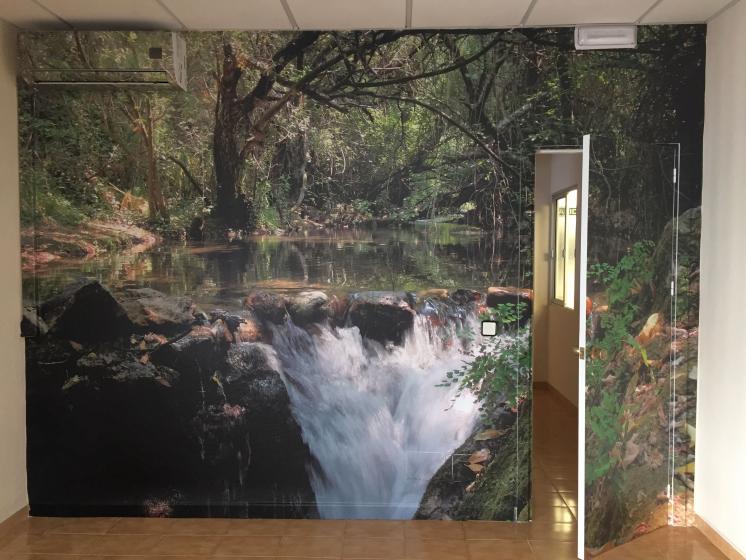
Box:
[145, 138, 167, 221]
[213, 44, 254, 230]
[141, 109, 168, 222]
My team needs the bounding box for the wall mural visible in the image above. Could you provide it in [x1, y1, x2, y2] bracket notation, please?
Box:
[17, 26, 703, 531]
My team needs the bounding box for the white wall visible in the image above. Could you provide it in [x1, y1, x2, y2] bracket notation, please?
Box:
[0, 20, 27, 523]
[696, 1, 746, 556]
[533, 151, 582, 406]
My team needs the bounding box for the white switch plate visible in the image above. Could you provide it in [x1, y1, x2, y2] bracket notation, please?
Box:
[481, 321, 498, 336]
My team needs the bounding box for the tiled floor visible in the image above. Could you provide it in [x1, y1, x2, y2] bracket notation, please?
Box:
[0, 386, 727, 559]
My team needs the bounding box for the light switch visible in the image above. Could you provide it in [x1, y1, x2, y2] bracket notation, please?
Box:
[481, 321, 497, 336]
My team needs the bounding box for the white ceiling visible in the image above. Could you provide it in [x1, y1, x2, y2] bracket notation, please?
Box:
[0, 0, 740, 30]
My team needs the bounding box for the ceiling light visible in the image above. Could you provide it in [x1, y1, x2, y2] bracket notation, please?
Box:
[574, 25, 637, 50]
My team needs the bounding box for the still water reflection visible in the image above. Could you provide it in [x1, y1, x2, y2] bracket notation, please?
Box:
[25, 224, 525, 309]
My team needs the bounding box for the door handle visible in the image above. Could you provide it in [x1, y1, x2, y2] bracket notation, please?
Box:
[573, 347, 586, 359]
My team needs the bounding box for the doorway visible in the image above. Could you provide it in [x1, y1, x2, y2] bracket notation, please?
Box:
[532, 148, 583, 556]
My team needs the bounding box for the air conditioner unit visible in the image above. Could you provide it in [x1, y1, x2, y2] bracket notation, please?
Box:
[18, 31, 187, 91]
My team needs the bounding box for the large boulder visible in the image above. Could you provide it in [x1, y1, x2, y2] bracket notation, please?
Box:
[347, 291, 415, 345]
[286, 291, 330, 326]
[118, 288, 196, 335]
[39, 278, 133, 343]
[243, 291, 287, 324]
[149, 325, 225, 378]
[218, 342, 317, 514]
[26, 346, 200, 516]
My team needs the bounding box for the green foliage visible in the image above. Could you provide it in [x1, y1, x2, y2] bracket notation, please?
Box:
[441, 302, 531, 416]
[586, 392, 622, 484]
[587, 241, 655, 383]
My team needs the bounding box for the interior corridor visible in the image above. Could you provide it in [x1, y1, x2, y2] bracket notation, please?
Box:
[0, 386, 726, 560]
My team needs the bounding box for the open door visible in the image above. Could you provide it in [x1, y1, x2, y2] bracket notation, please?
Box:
[578, 135, 681, 558]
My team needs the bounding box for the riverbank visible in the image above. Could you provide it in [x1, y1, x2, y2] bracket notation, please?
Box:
[21, 220, 159, 272]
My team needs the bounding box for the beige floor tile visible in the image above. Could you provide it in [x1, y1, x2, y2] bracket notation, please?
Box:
[462, 521, 522, 541]
[344, 520, 404, 539]
[44, 517, 120, 535]
[467, 539, 535, 560]
[278, 536, 343, 557]
[110, 518, 232, 536]
[149, 535, 221, 556]
[86, 534, 164, 555]
[529, 539, 577, 560]
[0, 533, 101, 554]
[283, 520, 347, 537]
[404, 539, 469, 560]
[530, 507, 575, 524]
[403, 521, 465, 541]
[224, 519, 288, 537]
[213, 536, 281, 556]
[517, 521, 577, 542]
[342, 537, 405, 558]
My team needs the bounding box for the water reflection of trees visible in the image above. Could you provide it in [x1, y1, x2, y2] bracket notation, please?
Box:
[26, 225, 528, 308]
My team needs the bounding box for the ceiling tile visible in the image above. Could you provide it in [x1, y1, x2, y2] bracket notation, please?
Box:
[0, 0, 67, 29]
[286, 0, 405, 29]
[526, 0, 655, 26]
[412, 0, 532, 28]
[162, 0, 291, 30]
[641, 0, 733, 23]
[36, 0, 182, 30]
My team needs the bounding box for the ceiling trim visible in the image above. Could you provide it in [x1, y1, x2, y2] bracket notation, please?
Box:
[707, 0, 743, 21]
[637, 0, 665, 23]
[30, 0, 72, 29]
[154, 0, 186, 30]
[520, 0, 540, 26]
[279, 0, 299, 30]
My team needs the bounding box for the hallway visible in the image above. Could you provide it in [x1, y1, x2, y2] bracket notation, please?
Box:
[0, 386, 726, 559]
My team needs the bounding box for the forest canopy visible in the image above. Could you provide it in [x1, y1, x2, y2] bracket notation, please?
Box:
[18, 26, 704, 240]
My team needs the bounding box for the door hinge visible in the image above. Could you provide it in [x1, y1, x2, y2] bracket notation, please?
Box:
[513, 506, 518, 522]
[573, 347, 586, 360]
[673, 168, 677, 184]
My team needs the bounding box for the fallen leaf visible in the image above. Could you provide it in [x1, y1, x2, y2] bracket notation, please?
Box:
[69, 340, 83, 351]
[622, 435, 640, 468]
[468, 448, 491, 464]
[465, 481, 476, 493]
[139, 353, 150, 365]
[465, 463, 484, 473]
[474, 429, 501, 441]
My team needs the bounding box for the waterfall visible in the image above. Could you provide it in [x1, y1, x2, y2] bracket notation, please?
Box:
[268, 313, 484, 519]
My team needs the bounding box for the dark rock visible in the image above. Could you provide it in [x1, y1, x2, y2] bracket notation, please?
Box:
[26, 345, 199, 516]
[286, 291, 330, 326]
[222, 343, 286, 410]
[209, 309, 267, 343]
[218, 342, 316, 511]
[118, 288, 196, 335]
[243, 291, 287, 324]
[75, 349, 180, 387]
[21, 307, 48, 337]
[449, 289, 483, 305]
[150, 325, 223, 378]
[347, 291, 415, 345]
[39, 278, 133, 343]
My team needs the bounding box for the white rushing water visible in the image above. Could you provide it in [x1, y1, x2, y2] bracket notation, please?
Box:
[268, 315, 484, 519]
